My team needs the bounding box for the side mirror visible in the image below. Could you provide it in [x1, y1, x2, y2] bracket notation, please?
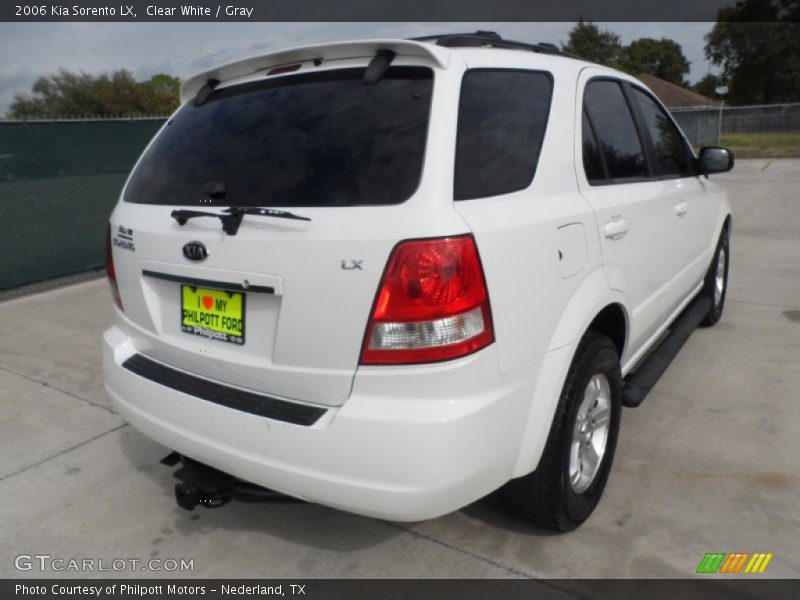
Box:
[698, 146, 734, 175]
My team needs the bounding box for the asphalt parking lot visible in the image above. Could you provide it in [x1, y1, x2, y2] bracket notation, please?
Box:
[1, 159, 798, 580]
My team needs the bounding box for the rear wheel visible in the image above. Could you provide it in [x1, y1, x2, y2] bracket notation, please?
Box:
[503, 332, 622, 532]
[700, 229, 730, 327]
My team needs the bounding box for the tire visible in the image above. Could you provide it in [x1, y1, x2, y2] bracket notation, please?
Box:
[503, 332, 622, 532]
[699, 228, 730, 327]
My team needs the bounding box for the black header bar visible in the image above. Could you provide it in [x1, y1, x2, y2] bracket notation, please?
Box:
[1, 0, 755, 23]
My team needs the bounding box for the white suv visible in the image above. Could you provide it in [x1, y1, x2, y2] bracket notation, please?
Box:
[103, 32, 733, 531]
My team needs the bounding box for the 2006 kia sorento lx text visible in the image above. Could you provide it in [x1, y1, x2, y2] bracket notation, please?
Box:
[103, 32, 734, 531]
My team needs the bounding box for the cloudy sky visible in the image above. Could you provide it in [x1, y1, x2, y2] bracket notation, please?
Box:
[0, 22, 718, 114]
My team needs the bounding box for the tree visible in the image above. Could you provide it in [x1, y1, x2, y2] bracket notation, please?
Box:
[693, 74, 722, 98]
[95, 70, 142, 115]
[563, 19, 624, 68]
[8, 70, 104, 118]
[7, 69, 181, 119]
[620, 38, 691, 86]
[705, 0, 800, 104]
[141, 74, 181, 115]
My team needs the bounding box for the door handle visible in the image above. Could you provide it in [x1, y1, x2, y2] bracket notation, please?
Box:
[603, 216, 630, 240]
[675, 200, 689, 216]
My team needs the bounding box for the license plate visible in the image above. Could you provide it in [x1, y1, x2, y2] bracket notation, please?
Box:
[181, 285, 245, 345]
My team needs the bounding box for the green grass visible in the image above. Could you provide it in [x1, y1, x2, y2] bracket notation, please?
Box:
[719, 132, 800, 158]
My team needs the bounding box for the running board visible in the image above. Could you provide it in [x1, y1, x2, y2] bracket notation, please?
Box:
[622, 297, 711, 408]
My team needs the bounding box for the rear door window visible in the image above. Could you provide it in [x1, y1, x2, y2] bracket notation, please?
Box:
[583, 80, 648, 182]
[631, 87, 693, 178]
[454, 70, 553, 200]
[124, 67, 433, 207]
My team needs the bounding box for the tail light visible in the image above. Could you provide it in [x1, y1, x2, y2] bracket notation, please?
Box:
[360, 234, 494, 365]
[106, 225, 123, 311]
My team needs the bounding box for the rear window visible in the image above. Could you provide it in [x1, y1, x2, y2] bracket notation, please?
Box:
[124, 67, 433, 207]
[454, 69, 553, 201]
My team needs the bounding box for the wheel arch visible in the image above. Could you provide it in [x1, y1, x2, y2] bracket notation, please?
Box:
[511, 268, 630, 477]
[585, 303, 627, 360]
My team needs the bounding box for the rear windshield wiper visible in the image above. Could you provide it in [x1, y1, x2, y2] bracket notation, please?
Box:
[171, 207, 311, 236]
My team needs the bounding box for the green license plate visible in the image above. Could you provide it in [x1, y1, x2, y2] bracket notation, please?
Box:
[181, 285, 245, 345]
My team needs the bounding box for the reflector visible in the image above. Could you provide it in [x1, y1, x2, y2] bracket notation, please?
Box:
[106, 225, 123, 311]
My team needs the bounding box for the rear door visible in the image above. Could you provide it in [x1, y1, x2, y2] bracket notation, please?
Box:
[110, 65, 438, 407]
[577, 74, 686, 357]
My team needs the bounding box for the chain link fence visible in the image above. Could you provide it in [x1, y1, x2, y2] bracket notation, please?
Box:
[671, 108, 721, 147]
[671, 102, 800, 146]
[0, 117, 166, 291]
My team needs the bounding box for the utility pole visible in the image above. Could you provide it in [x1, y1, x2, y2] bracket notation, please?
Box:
[715, 85, 728, 145]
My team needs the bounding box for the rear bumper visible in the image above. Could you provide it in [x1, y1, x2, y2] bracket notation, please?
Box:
[103, 325, 542, 521]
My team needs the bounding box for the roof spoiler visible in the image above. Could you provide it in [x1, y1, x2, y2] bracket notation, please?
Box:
[180, 39, 450, 104]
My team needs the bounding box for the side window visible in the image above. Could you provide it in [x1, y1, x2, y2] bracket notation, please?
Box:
[454, 70, 553, 200]
[582, 109, 606, 182]
[632, 87, 692, 177]
[583, 80, 648, 182]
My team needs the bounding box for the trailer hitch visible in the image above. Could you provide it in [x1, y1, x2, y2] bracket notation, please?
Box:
[160, 452, 303, 511]
[175, 482, 231, 510]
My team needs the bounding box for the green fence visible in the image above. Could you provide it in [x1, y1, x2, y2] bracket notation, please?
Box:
[0, 118, 166, 291]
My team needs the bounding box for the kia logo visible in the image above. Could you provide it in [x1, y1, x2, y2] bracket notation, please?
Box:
[182, 241, 208, 262]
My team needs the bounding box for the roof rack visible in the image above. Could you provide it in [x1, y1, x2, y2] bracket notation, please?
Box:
[410, 31, 574, 58]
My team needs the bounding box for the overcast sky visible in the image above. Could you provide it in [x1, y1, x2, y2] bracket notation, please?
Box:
[0, 22, 718, 114]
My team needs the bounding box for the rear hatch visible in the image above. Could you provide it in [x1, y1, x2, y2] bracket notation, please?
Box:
[110, 64, 441, 407]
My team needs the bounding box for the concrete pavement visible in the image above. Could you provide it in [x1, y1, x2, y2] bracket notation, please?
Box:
[1, 159, 798, 579]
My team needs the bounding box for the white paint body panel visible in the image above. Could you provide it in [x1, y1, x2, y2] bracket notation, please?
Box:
[104, 39, 731, 521]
